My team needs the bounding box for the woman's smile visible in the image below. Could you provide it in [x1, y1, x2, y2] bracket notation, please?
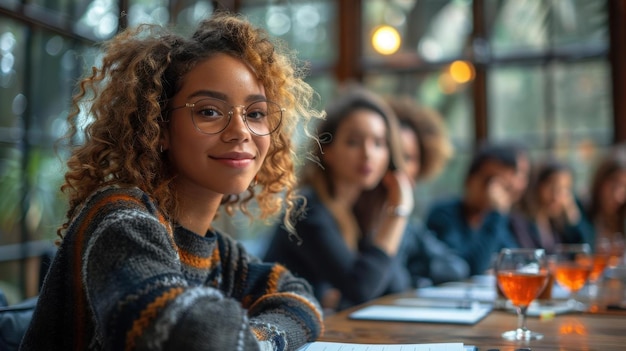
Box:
[210, 151, 256, 169]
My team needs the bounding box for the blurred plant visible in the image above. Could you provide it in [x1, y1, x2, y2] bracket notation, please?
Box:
[0, 146, 66, 243]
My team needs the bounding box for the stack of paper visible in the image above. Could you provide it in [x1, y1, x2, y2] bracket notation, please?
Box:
[297, 342, 476, 351]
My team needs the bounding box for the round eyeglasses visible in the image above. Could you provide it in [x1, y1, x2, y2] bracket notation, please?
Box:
[168, 97, 284, 136]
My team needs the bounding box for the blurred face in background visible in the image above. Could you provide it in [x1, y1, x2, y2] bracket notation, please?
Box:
[323, 108, 390, 190]
[599, 169, 626, 215]
[400, 125, 420, 183]
[465, 160, 516, 210]
[538, 171, 573, 217]
[510, 154, 530, 203]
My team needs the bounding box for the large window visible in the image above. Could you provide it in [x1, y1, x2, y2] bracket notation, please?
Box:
[360, 0, 614, 210]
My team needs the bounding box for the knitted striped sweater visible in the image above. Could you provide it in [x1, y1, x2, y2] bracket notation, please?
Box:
[20, 186, 323, 351]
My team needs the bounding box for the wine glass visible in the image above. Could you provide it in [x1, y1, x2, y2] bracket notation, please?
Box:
[587, 239, 612, 299]
[607, 235, 625, 267]
[494, 248, 549, 341]
[551, 243, 593, 310]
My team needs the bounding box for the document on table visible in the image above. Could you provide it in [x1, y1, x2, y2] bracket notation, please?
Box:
[297, 341, 477, 351]
[414, 284, 496, 302]
[348, 303, 492, 325]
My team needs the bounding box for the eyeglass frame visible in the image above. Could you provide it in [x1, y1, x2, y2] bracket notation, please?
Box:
[166, 97, 285, 136]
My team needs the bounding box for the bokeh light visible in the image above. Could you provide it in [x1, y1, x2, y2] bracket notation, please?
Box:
[449, 60, 475, 83]
[372, 25, 401, 55]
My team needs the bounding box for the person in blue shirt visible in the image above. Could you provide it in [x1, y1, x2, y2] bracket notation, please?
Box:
[425, 143, 520, 276]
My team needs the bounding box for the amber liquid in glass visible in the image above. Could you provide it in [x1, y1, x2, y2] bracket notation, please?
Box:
[497, 271, 549, 307]
[554, 264, 592, 292]
[589, 255, 609, 282]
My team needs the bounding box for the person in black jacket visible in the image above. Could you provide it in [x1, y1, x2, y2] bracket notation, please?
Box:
[265, 85, 415, 312]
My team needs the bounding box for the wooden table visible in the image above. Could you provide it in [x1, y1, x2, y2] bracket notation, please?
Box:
[319, 292, 626, 351]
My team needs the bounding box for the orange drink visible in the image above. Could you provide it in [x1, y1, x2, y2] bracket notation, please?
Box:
[494, 248, 548, 341]
[497, 271, 549, 307]
[589, 254, 609, 282]
[536, 273, 555, 301]
[553, 263, 592, 292]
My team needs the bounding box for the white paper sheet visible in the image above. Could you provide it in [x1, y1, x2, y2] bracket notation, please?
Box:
[348, 304, 492, 325]
[414, 284, 496, 302]
[297, 341, 466, 351]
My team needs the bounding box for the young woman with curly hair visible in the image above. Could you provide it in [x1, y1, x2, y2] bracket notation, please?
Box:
[21, 12, 323, 351]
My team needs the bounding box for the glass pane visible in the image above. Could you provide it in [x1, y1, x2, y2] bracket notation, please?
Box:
[0, 0, 19, 11]
[24, 147, 67, 241]
[0, 146, 66, 243]
[29, 30, 78, 145]
[551, 0, 608, 48]
[240, 1, 337, 62]
[489, 0, 609, 57]
[363, 0, 472, 61]
[172, 0, 214, 36]
[364, 71, 474, 148]
[0, 18, 25, 132]
[27, 0, 73, 16]
[553, 60, 611, 143]
[127, 0, 170, 27]
[74, 0, 119, 40]
[488, 65, 547, 145]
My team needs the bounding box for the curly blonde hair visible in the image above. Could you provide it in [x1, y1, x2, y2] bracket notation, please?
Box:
[59, 12, 322, 238]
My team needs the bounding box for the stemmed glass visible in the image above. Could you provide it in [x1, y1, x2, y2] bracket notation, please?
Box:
[551, 243, 593, 310]
[494, 248, 549, 341]
[587, 239, 611, 299]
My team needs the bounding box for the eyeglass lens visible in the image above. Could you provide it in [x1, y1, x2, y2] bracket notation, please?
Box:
[191, 98, 282, 135]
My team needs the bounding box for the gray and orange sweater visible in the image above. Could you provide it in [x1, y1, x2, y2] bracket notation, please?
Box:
[20, 186, 323, 351]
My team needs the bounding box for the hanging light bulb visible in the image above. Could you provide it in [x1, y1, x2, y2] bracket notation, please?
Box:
[371, 25, 401, 55]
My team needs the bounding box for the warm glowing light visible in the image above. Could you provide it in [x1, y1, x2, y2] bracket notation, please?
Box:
[449, 60, 475, 83]
[371, 25, 401, 55]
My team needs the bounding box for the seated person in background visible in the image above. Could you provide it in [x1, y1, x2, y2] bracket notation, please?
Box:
[425, 143, 519, 276]
[500, 142, 538, 248]
[584, 144, 626, 256]
[386, 96, 469, 286]
[264, 86, 415, 312]
[21, 13, 323, 350]
[517, 159, 592, 253]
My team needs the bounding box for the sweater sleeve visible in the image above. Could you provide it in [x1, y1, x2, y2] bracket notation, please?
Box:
[84, 208, 320, 351]
[215, 234, 323, 350]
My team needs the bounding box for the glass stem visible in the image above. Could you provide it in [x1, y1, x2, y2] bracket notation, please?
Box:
[517, 306, 528, 333]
